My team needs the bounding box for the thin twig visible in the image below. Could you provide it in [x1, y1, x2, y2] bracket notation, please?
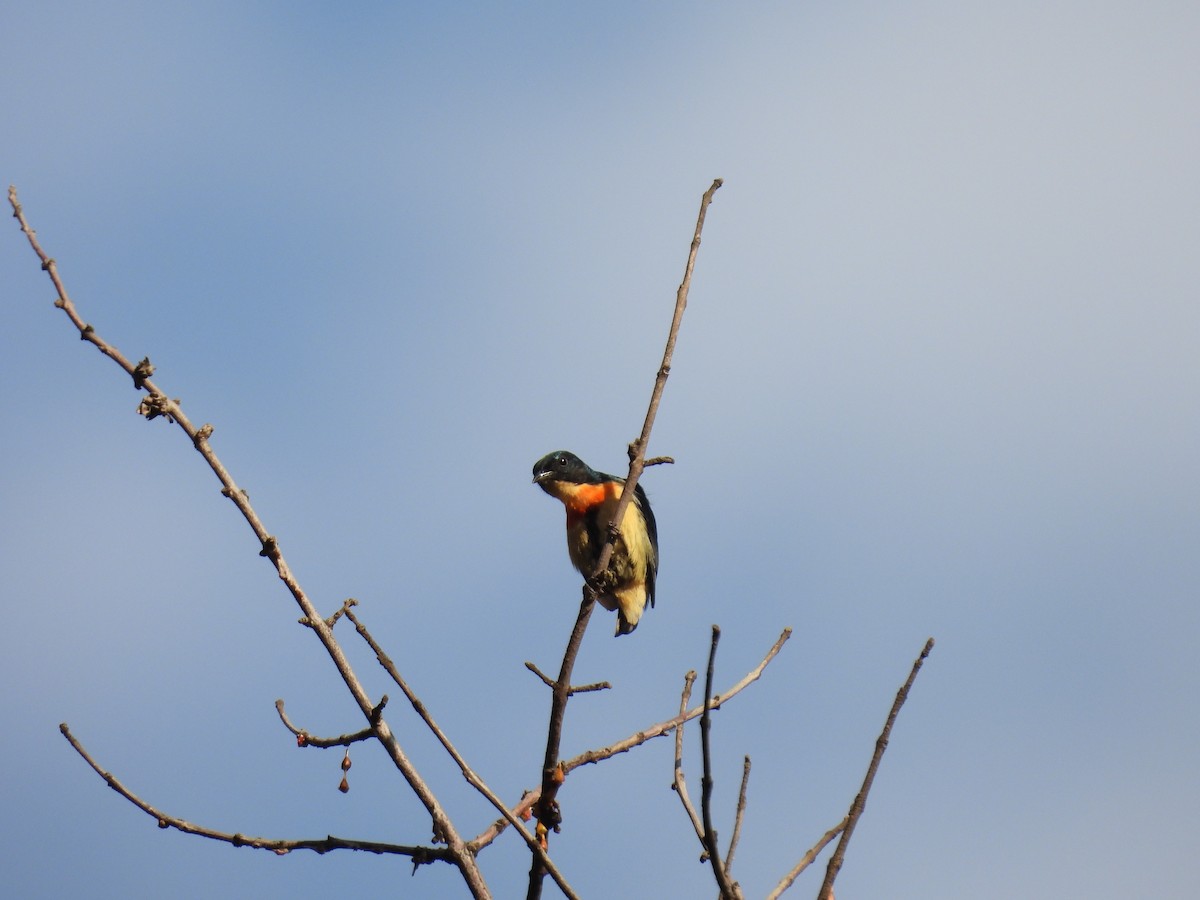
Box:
[817, 638, 935, 900]
[671, 671, 705, 849]
[565, 680, 612, 695]
[724, 756, 751, 876]
[59, 723, 454, 866]
[274, 700, 374, 748]
[10, 188, 490, 900]
[470, 791, 541, 854]
[565, 627, 791, 775]
[765, 817, 848, 900]
[700, 626, 739, 899]
[524, 662, 609, 695]
[524, 662, 557, 689]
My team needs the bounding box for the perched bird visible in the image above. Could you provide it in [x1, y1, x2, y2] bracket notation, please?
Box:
[532, 450, 659, 636]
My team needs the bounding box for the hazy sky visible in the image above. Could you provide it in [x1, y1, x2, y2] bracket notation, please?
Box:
[3, 2, 1197, 898]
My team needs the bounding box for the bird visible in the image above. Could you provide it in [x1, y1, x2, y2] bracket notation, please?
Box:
[532, 450, 659, 636]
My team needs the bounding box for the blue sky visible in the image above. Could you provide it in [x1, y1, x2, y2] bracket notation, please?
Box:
[3, 2, 1197, 898]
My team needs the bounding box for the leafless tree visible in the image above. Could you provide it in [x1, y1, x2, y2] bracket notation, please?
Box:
[9, 180, 933, 899]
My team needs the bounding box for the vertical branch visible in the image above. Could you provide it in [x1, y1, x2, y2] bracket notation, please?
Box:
[526, 179, 723, 899]
[817, 638, 935, 900]
[525, 594, 595, 900]
[671, 670, 705, 844]
[700, 625, 740, 899]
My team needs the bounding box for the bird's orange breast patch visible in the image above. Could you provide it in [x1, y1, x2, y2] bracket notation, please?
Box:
[558, 481, 621, 525]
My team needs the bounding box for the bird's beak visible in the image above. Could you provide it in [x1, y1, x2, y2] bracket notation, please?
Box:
[532, 471, 549, 484]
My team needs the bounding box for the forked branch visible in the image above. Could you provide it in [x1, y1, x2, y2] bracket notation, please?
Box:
[474, 628, 790, 854]
[59, 723, 455, 867]
[10, 187, 489, 900]
[527, 178, 723, 900]
[339, 603, 578, 899]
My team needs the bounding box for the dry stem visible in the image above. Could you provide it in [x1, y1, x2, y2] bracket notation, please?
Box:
[816, 638, 935, 900]
[10, 186, 490, 899]
[59, 723, 454, 866]
[526, 178, 722, 900]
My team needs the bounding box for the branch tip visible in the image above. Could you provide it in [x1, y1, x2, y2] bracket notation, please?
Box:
[370, 696, 388, 724]
[816, 638, 936, 900]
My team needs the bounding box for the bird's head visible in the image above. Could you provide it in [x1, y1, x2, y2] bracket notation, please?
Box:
[532, 450, 600, 492]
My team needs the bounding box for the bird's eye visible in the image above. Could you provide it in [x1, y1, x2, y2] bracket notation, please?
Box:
[556, 456, 567, 466]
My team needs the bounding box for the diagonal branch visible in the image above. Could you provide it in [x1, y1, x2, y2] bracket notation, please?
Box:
[565, 627, 791, 775]
[817, 637, 935, 900]
[10, 187, 489, 899]
[59, 723, 454, 866]
[592, 177, 723, 580]
[764, 818, 848, 900]
[724, 755, 751, 877]
[339, 603, 579, 900]
[471, 790, 542, 855]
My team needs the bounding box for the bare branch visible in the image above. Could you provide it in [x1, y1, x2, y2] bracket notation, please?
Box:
[474, 628, 790, 859]
[340, 605, 580, 900]
[323, 597, 358, 628]
[10, 188, 489, 899]
[470, 791, 540, 853]
[274, 700, 374, 749]
[817, 638, 935, 900]
[671, 670, 705, 849]
[565, 680, 612, 695]
[524, 661, 610, 695]
[765, 818, 848, 900]
[8, 187, 136, 376]
[524, 662, 557, 689]
[526, 180, 721, 899]
[724, 756, 751, 876]
[700, 626, 740, 899]
[59, 723, 454, 866]
[564, 627, 791, 775]
[592, 178, 722, 580]
[526, 590, 596, 900]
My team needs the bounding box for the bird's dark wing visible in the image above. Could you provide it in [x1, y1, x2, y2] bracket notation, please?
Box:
[634, 482, 658, 608]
